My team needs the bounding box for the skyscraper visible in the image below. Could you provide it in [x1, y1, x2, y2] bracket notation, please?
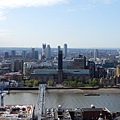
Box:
[46, 45, 51, 59]
[35, 51, 39, 59]
[88, 61, 95, 79]
[94, 49, 98, 61]
[4, 52, 9, 58]
[22, 50, 26, 58]
[31, 48, 35, 59]
[11, 50, 16, 58]
[58, 46, 61, 51]
[42, 44, 46, 57]
[63, 43, 67, 58]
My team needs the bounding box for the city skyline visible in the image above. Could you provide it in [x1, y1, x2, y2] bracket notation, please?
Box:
[0, 0, 120, 48]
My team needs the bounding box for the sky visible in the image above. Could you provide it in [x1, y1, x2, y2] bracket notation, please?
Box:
[0, 0, 120, 48]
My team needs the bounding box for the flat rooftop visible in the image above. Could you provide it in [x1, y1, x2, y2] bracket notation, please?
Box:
[0, 104, 34, 120]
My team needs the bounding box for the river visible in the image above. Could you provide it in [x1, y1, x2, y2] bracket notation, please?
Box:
[4, 89, 120, 113]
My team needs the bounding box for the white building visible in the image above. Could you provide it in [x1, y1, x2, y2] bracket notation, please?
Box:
[46, 45, 51, 59]
[42, 44, 46, 57]
[63, 43, 67, 58]
[94, 49, 98, 61]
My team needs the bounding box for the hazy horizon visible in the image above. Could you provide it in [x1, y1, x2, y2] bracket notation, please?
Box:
[0, 0, 120, 48]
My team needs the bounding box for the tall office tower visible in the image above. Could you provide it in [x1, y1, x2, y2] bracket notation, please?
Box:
[13, 60, 20, 72]
[11, 50, 16, 58]
[4, 52, 9, 58]
[35, 51, 38, 59]
[58, 46, 61, 51]
[31, 48, 35, 59]
[42, 44, 46, 57]
[23, 62, 27, 76]
[58, 50, 63, 83]
[14, 60, 23, 72]
[63, 43, 67, 58]
[19, 60, 24, 73]
[94, 49, 98, 61]
[22, 50, 26, 58]
[46, 45, 51, 59]
[88, 61, 95, 79]
[97, 67, 106, 78]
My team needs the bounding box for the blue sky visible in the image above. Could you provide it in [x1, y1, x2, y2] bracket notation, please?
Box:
[0, 0, 120, 48]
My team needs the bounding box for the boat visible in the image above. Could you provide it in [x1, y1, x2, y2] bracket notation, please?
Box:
[84, 93, 100, 96]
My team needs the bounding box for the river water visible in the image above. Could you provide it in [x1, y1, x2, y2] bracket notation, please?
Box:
[4, 89, 120, 113]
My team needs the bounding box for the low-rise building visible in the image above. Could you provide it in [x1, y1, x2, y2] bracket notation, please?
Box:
[30, 69, 90, 83]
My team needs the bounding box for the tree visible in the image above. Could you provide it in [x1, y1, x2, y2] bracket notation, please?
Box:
[33, 80, 39, 87]
[69, 80, 77, 87]
[47, 80, 54, 86]
[89, 78, 98, 87]
[62, 81, 69, 86]
[25, 80, 33, 87]
[77, 82, 85, 87]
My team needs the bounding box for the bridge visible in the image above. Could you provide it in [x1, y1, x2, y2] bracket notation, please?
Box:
[0, 82, 10, 106]
[38, 84, 46, 120]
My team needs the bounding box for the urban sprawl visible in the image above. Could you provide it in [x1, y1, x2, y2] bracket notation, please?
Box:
[0, 44, 120, 88]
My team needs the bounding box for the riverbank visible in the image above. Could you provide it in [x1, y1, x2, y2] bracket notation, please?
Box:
[46, 88, 120, 94]
[8, 87, 120, 94]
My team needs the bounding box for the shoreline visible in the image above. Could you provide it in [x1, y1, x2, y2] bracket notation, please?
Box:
[8, 88, 120, 94]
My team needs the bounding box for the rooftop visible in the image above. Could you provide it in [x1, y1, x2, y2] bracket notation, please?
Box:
[0, 104, 34, 120]
[32, 69, 89, 75]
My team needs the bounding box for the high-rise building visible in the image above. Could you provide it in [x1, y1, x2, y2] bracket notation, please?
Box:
[11, 50, 16, 58]
[58, 50, 63, 70]
[63, 43, 67, 58]
[58, 46, 61, 51]
[42, 44, 46, 57]
[46, 45, 51, 59]
[31, 48, 35, 59]
[14, 60, 23, 72]
[22, 50, 26, 58]
[94, 49, 98, 60]
[58, 50, 63, 83]
[88, 61, 95, 79]
[97, 67, 106, 78]
[35, 51, 38, 59]
[4, 52, 9, 58]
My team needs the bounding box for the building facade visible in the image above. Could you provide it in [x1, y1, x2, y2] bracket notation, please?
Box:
[63, 44, 67, 58]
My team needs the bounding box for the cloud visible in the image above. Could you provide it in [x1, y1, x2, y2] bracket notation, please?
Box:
[0, 11, 6, 20]
[78, 0, 117, 11]
[0, 0, 68, 9]
[0, 0, 68, 20]
[90, 0, 117, 4]
[102, 0, 117, 4]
